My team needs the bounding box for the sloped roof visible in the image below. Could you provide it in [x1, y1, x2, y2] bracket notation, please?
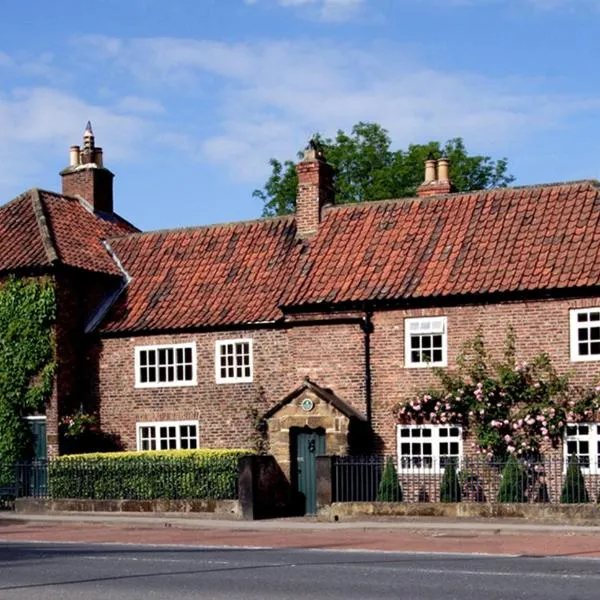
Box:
[99, 180, 600, 333]
[0, 189, 137, 276]
[101, 217, 301, 332]
[283, 180, 600, 307]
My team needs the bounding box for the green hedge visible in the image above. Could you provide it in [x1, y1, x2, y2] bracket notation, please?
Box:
[49, 449, 250, 501]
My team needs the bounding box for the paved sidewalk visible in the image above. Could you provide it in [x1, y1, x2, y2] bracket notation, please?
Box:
[2, 511, 600, 558]
[2, 510, 600, 533]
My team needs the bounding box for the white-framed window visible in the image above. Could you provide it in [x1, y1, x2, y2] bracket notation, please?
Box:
[136, 420, 199, 451]
[405, 316, 447, 368]
[135, 343, 196, 388]
[397, 424, 462, 473]
[215, 339, 253, 383]
[570, 308, 600, 362]
[564, 423, 600, 473]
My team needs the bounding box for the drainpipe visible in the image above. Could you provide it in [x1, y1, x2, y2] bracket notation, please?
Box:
[362, 310, 373, 423]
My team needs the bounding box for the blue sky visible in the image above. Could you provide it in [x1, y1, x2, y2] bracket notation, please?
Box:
[1, 0, 598, 230]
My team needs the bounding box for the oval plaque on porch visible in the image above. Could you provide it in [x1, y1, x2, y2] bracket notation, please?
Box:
[301, 398, 314, 412]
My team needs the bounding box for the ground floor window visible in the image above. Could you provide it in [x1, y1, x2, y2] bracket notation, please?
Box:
[564, 423, 600, 473]
[397, 424, 462, 472]
[136, 420, 199, 451]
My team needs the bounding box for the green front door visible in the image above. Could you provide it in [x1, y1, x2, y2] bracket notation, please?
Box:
[293, 428, 325, 515]
[25, 417, 47, 497]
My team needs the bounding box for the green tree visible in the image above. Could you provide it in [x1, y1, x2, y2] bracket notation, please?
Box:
[561, 456, 590, 504]
[255, 122, 515, 217]
[440, 461, 462, 503]
[497, 456, 527, 503]
[377, 457, 403, 502]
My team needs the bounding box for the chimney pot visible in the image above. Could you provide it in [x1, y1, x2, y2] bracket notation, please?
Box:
[437, 157, 450, 182]
[60, 123, 114, 213]
[69, 145, 81, 167]
[424, 158, 437, 184]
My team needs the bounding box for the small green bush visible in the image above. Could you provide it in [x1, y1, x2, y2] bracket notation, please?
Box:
[561, 456, 589, 504]
[440, 461, 461, 503]
[49, 449, 250, 500]
[377, 457, 403, 502]
[497, 456, 527, 503]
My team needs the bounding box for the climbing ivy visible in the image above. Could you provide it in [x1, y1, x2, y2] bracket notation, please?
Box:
[396, 327, 600, 460]
[0, 277, 56, 481]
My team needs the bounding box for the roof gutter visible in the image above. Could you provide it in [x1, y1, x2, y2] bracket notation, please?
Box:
[84, 240, 131, 334]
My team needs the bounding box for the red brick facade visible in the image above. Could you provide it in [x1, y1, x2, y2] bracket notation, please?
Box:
[91, 293, 600, 458]
[95, 318, 367, 451]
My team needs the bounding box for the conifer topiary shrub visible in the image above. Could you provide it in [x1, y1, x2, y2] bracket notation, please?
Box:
[440, 460, 462, 503]
[497, 455, 527, 503]
[377, 457, 403, 502]
[560, 456, 590, 504]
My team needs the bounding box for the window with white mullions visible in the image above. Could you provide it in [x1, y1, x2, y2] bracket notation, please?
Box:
[136, 421, 199, 451]
[216, 339, 253, 383]
[564, 423, 600, 473]
[405, 317, 447, 367]
[570, 308, 600, 362]
[397, 425, 462, 472]
[135, 343, 196, 388]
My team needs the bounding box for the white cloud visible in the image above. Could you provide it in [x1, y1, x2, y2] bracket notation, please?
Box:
[75, 35, 600, 183]
[244, 0, 365, 20]
[0, 86, 150, 191]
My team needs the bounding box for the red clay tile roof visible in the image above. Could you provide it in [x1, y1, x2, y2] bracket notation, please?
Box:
[98, 179, 600, 332]
[284, 181, 600, 307]
[101, 218, 300, 332]
[0, 189, 137, 276]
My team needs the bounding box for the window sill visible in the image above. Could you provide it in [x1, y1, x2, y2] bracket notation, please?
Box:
[135, 381, 198, 389]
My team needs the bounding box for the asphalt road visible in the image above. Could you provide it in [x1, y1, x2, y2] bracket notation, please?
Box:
[1, 542, 599, 600]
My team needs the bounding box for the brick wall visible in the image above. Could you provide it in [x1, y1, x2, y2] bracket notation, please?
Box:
[94, 293, 600, 458]
[95, 320, 366, 451]
[370, 295, 600, 455]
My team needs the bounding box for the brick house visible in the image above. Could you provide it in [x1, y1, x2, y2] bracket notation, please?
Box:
[3, 125, 600, 504]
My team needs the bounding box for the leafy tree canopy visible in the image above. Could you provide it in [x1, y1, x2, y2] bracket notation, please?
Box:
[254, 122, 515, 217]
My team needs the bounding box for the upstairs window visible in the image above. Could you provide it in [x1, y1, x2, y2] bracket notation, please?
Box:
[405, 316, 447, 368]
[564, 423, 600, 473]
[137, 420, 199, 451]
[135, 343, 196, 388]
[397, 425, 462, 473]
[570, 308, 600, 362]
[215, 339, 253, 383]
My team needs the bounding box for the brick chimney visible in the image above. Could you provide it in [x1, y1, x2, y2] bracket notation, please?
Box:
[295, 140, 334, 239]
[416, 155, 454, 198]
[60, 122, 114, 213]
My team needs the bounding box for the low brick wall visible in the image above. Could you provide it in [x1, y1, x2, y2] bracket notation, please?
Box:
[321, 502, 600, 525]
[15, 498, 241, 518]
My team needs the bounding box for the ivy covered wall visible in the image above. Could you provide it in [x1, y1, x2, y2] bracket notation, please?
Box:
[0, 277, 56, 476]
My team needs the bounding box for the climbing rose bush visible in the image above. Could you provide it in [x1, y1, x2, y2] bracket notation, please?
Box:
[396, 328, 600, 460]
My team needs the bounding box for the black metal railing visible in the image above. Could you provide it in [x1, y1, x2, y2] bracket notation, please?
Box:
[0, 460, 48, 506]
[332, 456, 600, 504]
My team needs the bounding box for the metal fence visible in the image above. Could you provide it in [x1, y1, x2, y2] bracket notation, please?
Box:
[0, 461, 48, 507]
[332, 456, 600, 504]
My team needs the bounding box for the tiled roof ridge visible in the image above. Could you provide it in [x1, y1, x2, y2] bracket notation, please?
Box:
[322, 179, 600, 214]
[107, 213, 294, 242]
[35, 188, 139, 233]
[30, 189, 59, 264]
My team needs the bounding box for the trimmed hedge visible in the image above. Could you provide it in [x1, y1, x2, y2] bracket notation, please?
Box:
[49, 449, 251, 501]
